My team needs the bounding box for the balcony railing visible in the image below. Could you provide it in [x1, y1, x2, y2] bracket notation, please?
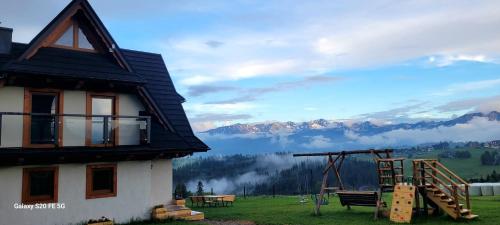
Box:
[0, 112, 151, 148]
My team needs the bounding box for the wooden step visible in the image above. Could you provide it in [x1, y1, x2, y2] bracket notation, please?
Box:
[463, 214, 479, 220]
[180, 211, 204, 221]
[460, 209, 470, 214]
[447, 203, 463, 209]
[378, 167, 403, 171]
[165, 205, 190, 212]
[426, 188, 441, 192]
[434, 193, 447, 197]
[440, 198, 454, 203]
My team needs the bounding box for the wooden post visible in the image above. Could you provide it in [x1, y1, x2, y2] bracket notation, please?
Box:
[315, 168, 329, 215]
[465, 185, 470, 210]
[419, 161, 429, 215]
[273, 184, 276, 198]
[243, 186, 246, 199]
[413, 161, 421, 216]
[452, 185, 460, 218]
[315, 155, 336, 215]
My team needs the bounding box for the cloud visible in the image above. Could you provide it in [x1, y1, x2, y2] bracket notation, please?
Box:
[432, 79, 500, 96]
[301, 135, 334, 149]
[304, 107, 318, 111]
[205, 40, 225, 48]
[191, 113, 253, 122]
[186, 102, 258, 131]
[205, 75, 342, 104]
[435, 95, 500, 113]
[186, 85, 238, 97]
[345, 117, 500, 147]
[161, 0, 500, 86]
[428, 54, 493, 67]
[359, 102, 429, 121]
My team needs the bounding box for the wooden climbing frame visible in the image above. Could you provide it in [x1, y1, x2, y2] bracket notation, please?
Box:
[293, 149, 400, 218]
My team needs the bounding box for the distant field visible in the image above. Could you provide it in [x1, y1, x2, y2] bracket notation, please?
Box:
[403, 148, 500, 179]
[182, 195, 499, 225]
[350, 148, 499, 180]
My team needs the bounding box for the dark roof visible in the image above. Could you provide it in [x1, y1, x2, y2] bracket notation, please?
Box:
[3, 44, 143, 83]
[0, 0, 209, 153]
[0, 47, 209, 153]
[122, 49, 209, 150]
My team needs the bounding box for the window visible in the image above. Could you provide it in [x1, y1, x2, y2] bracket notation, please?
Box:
[54, 25, 73, 47]
[78, 28, 93, 50]
[30, 94, 57, 144]
[86, 93, 119, 147]
[22, 167, 58, 204]
[86, 164, 117, 199]
[23, 89, 63, 148]
[53, 21, 95, 51]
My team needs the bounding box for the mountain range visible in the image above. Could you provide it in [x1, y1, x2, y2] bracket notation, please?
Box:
[198, 111, 500, 154]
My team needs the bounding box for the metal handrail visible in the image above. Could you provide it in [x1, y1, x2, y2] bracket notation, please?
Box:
[0, 112, 150, 119]
[0, 112, 151, 147]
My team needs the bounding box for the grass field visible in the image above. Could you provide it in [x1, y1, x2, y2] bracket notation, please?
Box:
[405, 148, 500, 179]
[181, 195, 500, 225]
[352, 148, 500, 179]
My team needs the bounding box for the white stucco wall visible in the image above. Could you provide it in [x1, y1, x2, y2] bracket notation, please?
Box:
[150, 159, 173, 206]
[0, 159, 173, 225]
[0, 86, 24, 148]
[62, 91, 86, 147]
[118, 94, 145, 146]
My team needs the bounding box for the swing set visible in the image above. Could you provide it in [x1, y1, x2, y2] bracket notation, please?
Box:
[293, 149, 404, 219]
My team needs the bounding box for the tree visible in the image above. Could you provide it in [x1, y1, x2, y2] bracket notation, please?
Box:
[174, 183, 188, 199]
[481, 151, 495, 165]
[196, 181, 204, 196]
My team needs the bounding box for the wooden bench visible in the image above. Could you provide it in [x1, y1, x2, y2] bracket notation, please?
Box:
[221, 195, 236, 206]
[190, 196, 203, 207]
[336, 191, 386, 219]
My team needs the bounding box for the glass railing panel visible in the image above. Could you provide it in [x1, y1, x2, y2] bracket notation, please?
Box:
[0, 113, 150, 148]
[62, 116, 86, 147]
[0, 114, 24, 148]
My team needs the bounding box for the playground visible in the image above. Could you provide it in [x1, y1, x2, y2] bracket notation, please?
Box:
[139, 149, 500, 225]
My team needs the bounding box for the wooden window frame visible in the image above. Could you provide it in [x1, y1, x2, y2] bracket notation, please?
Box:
[86, 164, 117, 199]
[23, 88, 64, 148]
[50, 19, 97, 53]
[22, 166, 59, 204]
[85, 92, 119, 147]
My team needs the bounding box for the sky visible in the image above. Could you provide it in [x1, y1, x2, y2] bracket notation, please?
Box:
[1, 0, 500, 132]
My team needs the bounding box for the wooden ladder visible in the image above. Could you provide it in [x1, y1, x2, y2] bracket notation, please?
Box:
[413, 159, 478, 220]
[376, 158, 405, 190]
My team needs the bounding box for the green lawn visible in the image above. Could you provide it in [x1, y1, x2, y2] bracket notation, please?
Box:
[352, 148, 500, 179]
[405, 148, 500, 179]
[179, 195, 500, 225]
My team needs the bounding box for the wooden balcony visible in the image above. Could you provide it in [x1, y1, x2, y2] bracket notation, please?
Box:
[0, 112, 151, 149]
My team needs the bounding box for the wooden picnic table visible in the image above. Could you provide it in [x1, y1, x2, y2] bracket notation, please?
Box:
[203, 195, 226, 207]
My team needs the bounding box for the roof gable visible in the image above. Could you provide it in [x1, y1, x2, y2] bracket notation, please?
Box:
[18, 0, 131, 72]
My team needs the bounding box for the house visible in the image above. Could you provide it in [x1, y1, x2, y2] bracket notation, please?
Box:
[0, 0, 209, 224]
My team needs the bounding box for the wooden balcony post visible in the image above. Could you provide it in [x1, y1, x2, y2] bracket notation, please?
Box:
[0, 114, 2, 147]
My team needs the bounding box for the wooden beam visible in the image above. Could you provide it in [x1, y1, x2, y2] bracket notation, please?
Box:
[294, 149, 393, 157]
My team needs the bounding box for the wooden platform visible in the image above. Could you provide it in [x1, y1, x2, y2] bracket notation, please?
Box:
[151, 200, 204, 221]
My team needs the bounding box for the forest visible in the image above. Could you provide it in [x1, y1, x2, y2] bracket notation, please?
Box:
[173, 153, 379, 196]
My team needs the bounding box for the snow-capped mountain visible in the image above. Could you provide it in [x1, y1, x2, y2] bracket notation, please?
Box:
[199, 111, 500, 154]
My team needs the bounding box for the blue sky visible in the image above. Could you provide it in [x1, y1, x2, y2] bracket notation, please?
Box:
[2, 0, 500, 131]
